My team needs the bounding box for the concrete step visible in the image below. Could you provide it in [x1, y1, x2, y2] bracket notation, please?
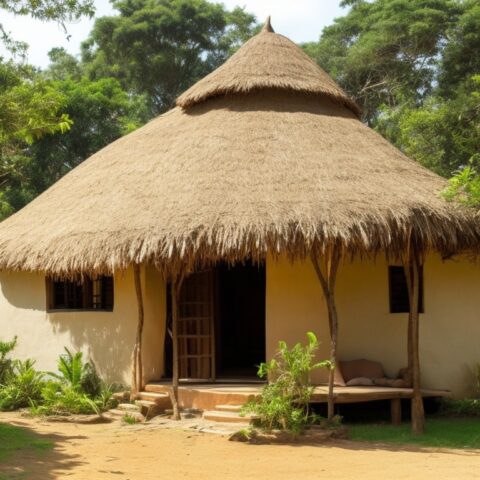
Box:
[214, 404, 243, 413]
[135, 399, 157, 409]
[203, 410, 257, 424]
[137, 391, 172, 410]
[117, 403, 141, 412]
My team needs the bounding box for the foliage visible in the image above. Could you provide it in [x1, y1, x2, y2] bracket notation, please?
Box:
[81, 0, 258, 115]
[0, 359, 45, 410]
[0, 61, 72, 218]
[122, 413, 138, 424]
[0, 336, 17, 385]
[0, 423, 53, 462]
[439, 398, 480, 417]
[50, 347, 102, 397]
[32, 382, 100, 416]
[242, 332, 330, 434]
[349, 418, 480, 449]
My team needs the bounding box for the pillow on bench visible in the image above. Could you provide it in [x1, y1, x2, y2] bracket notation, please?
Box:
[339, 359, 385, 383]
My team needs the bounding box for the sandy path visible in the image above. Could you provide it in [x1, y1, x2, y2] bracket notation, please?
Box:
[1, 412, 480, 480]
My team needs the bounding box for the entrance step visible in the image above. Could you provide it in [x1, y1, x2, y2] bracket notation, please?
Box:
[203, 410, 258, 424]
[117, 403, 141, 413]
[214, 404, 243, 413]
[137, 391, 171, 408]
[106, 409, 145, 422]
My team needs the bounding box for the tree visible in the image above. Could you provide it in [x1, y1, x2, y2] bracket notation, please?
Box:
[81, 0, 258, 115]
[0, 61, 71, 218]
[304, 0, 461, 125]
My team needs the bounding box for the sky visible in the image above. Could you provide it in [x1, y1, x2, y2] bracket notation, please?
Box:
[0, 0, 346, 68]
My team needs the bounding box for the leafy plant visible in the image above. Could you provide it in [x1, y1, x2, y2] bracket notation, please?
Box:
[51, 347, 102, 396]
[242, 332, 330, 434]
[0, 359, 45, 410]
[32, 382, 99, 416]
[0, 337, 17, 385]
[122, 413, 137, 425]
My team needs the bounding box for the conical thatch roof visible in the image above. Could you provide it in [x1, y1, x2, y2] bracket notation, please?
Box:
[0, 20, 478, 275]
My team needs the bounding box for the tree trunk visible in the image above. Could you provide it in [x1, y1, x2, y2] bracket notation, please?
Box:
[131, 263, 145, 401]
[170, 276, 184, 420]
[311, 246, 341, 421]
[403, 249, 425, 435]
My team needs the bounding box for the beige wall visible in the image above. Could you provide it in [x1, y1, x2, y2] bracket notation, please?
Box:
[266, 254, 480, 398]
[0, 266, 166, 386]
[2, 254, 480, 397]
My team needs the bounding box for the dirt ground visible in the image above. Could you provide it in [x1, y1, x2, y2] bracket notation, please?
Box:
[1, 412, 480, 480]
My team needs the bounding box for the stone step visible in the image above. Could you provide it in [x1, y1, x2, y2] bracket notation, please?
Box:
[137, 391, 172, 409]
[117, 403, 141, 412]
[203, 410, 257, 424]
[135, 399, 157, 409]
[214, 404, 243, 413]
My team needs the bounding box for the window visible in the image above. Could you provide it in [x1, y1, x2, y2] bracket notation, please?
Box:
[388, 266, 424, 314]
[47, 276, 114, 311]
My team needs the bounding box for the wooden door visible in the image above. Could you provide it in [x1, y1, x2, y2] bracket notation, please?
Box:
[177, 270, 215, 381]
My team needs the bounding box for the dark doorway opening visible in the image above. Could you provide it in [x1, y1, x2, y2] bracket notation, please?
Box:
[164, 260, 266, 381]
[215, 261, 266, 379]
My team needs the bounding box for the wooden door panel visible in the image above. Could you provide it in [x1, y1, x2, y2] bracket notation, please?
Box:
[177, 270, 215, 380]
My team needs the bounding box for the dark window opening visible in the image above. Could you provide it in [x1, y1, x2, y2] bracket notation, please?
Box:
[388, 266, 424, 314]
[47, 276, 114, 311]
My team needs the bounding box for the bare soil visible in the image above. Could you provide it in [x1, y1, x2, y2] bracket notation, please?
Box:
[1, 412, 480, 480]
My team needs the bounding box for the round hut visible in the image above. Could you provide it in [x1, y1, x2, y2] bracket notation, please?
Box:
[0, 19, 478, 432]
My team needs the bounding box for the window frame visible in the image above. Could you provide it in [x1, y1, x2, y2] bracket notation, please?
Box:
[388, 265, 424, 314]
[46, 275, 114, 313]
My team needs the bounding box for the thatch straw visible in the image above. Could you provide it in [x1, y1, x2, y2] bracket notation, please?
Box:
[176, 19, 361, 116]
[0, 22, 478, 276]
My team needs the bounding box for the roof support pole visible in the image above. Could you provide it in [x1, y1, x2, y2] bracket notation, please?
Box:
[170, 273, 185, 421]
[131, 263, 145, 400]
[311, 244, 341, 420]
[403, 245, 425, 435]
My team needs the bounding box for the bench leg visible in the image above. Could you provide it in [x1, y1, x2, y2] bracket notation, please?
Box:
[391, 398, 402, 425]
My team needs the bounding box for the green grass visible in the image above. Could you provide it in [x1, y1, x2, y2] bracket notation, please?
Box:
[0, 422, 53, 462]
[349, 418, 480, 449]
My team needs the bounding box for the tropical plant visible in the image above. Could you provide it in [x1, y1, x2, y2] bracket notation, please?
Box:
[32, 382, 99, 416]
[242, 332, 330, 434]
[51, 347, 102, 396]
[0, 336, 17, 385]
[0, 359, 45, 410]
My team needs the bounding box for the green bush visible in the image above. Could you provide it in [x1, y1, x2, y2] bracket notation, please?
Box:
[242, 332, 330, 434]
[439, 398, 480, 417]
[51, 347, 102, 396]
[0, 359, 45, 410]
[0, 337, 17, 386]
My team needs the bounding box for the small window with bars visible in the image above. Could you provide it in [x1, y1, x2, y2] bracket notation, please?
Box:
[388, 266, 424, 314]
[46, 276, 114, 311]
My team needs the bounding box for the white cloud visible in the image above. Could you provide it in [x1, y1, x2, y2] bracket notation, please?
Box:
[0, 0, 344, 68]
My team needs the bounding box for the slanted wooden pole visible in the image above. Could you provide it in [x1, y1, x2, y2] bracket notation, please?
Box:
[311, 245, 341, 420]
[170, 274, 184, 420]
[131, 263, 145, 400]
[403, 247, 425, 435]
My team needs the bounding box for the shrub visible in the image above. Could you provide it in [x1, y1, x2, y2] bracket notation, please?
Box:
[52, 348, 102, 396]
[0, 337, 17, 386]
[439, 398, 480, 417]
[0, 359, 45, 411]
[242, 332, 330, 434]
[32, 382, 99, 416]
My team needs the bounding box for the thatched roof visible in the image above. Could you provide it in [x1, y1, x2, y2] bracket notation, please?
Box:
[0, 20, 478, 275]
[177, 18, 361, 116]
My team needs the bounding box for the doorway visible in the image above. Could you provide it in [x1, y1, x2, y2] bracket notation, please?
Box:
[164, 261, 266, 381]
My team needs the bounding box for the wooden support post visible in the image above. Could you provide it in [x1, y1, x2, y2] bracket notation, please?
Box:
[170, 274, 184, 421]
[131, 263, 145, 400]
[311, 245, 341, 421]
[403, 247, 425, 435]
[390, 398, 402, 426]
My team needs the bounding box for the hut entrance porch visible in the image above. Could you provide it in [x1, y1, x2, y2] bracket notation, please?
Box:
[165, 261, 266, 382]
